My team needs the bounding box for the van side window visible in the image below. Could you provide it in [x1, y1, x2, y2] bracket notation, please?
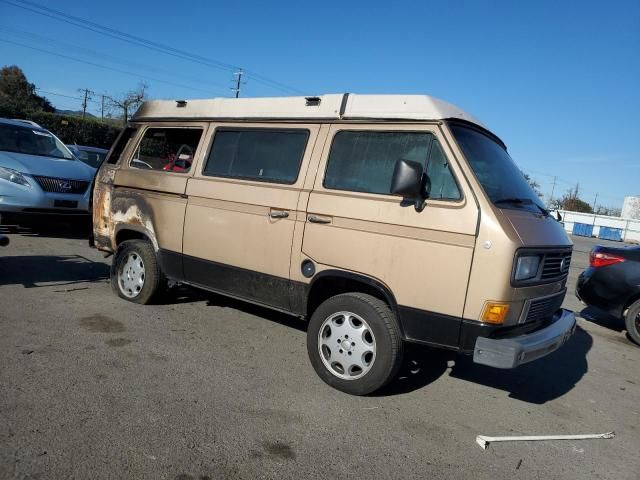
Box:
[324, 131, 431, 195]
[425, 139, 461, 200]
[203, 129, 309, 184]
[323, 131, 460, 200]
[106, 127, 137, 165]
[130, 127, 203, 173]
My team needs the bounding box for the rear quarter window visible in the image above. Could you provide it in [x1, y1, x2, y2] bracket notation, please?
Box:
[203, 129, 309, 184]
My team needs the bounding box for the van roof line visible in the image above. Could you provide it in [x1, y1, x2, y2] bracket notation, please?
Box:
[131, 93, 485, 127]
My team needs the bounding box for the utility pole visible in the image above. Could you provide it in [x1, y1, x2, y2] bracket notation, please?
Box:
[100, 94, 105, 122]
[548, 176, 557, 208]
[592, 193, 598, 213]
[232, 69, 243, 98]
[78, 88, 93, 120]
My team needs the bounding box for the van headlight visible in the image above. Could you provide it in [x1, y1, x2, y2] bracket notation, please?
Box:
[0, 167, 31, 187]
[514, 254, 541, 281]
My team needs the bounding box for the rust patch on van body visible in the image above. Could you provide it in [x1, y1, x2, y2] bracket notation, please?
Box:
[93, 166, 116, 252]
[92, 166, 158, 253]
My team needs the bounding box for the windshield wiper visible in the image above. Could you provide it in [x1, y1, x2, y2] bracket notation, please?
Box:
[494, 197, 549, 216]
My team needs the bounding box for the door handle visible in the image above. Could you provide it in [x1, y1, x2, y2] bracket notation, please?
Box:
[308, 214, 332, 224]
[269, 210, 289, 219]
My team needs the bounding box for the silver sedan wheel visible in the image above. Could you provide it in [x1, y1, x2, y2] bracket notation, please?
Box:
[118, 252, 145, 298]
[318, 311, 376, 380]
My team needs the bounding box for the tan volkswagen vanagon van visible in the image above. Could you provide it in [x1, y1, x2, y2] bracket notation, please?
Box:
[92, 94, 576, 395]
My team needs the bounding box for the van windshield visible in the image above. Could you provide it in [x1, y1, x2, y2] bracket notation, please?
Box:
[450, 124, 546, 215]
[0, 123, 73, 160]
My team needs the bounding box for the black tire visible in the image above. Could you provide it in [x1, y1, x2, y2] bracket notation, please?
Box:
[624, 299, 640, 346]
[110, 239, 165, 304]
[306, 293, 403, 395]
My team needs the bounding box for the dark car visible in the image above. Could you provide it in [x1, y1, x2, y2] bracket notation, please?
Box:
[66, 145, 109, 170]
[576, 245, 640, 345]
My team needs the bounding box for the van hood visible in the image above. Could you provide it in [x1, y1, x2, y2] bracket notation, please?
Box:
[500, 208, 572, 247]
[0, 150, 93, 181]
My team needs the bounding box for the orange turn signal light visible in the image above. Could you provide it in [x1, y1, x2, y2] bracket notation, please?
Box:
[481, 302, 510, 324]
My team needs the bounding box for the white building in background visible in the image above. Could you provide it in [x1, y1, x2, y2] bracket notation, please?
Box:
[622, 196, 640, 220]
[558, 210, 640, 243]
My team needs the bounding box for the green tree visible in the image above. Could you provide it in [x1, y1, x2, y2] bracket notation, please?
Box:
[559, 184, 593, 213]
[0, 65, 54, 115]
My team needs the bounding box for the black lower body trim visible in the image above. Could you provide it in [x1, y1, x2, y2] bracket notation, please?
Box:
[397, 306, 462, 349]
[158, 248, 184, 280]
[159, 250, 307, 314]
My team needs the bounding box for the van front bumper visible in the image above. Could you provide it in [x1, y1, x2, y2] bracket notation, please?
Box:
[473, 309, 576, 369]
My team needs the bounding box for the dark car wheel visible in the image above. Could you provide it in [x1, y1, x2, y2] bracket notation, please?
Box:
[306, 293, 403, 395]
[624, 299, 640, 346]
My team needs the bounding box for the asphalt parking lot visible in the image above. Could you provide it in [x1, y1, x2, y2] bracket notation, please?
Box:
[1, 220, 638, 480]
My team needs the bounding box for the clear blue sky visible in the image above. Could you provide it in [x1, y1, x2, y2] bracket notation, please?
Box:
[1, 0, 638, 209]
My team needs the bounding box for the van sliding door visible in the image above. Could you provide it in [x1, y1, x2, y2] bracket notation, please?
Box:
[182, 123, 320, 311]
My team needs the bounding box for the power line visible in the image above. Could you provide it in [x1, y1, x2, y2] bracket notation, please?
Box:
[35, 88, 85, 102]
[0, 25, 232, 92]
[522, 168, 622, 206]
[3, 0, 303, 94]
[0, 37, 220, 95]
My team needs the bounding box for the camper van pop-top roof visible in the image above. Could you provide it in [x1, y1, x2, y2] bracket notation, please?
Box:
[132, 94, 485, 126]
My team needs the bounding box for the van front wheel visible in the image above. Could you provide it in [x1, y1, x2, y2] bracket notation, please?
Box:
[111, 239, 164, 304]
[306, 293, 403, 395]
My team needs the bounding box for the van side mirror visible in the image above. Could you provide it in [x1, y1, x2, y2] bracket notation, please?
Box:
[390, 159, 428, 211]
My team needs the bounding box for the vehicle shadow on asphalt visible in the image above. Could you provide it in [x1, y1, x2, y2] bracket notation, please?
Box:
[0, 254, 109, 288]
[579, 306, 625, 332]
[580, 306, 638, 346]
[153, 284, 308, 329]
[0, 217, 91, 240]
[376, 326, 592, 403]
[449, 326, 591, 404]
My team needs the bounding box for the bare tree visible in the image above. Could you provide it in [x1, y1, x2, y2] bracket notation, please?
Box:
[108, 83, 148, 125]
[522, 171, 543, 198]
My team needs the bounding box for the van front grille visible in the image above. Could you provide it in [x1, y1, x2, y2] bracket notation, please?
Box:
[521, 291, 566, 324]
[32, 175, 89, 194]
[541, 251, 572, 280]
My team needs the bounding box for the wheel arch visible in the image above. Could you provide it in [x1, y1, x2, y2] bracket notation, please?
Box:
[114, 224, 158, 250]
[305, 270, 401, 331]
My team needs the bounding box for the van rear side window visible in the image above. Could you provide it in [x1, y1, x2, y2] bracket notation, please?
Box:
[130, 127, 203, 173]
[203, 129, 309, 184]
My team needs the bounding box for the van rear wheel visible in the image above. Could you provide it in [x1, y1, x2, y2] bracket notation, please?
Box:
[307, 293, 403, 395]
[111, 239, 164, 304]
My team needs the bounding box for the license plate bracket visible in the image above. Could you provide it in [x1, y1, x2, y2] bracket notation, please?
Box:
[54, 200, 78, 208]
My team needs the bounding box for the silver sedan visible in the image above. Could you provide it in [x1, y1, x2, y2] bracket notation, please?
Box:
[0, 118, 95, 218]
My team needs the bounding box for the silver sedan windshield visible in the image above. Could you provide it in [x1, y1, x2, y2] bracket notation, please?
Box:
[0, 123, 73, 160]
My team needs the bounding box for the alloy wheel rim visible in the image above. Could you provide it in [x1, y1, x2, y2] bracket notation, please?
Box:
[318, 311, 376, 380]
[118, 252, 145, 298]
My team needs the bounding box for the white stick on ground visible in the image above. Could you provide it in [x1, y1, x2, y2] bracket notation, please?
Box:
[476, 432, 615, 450]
